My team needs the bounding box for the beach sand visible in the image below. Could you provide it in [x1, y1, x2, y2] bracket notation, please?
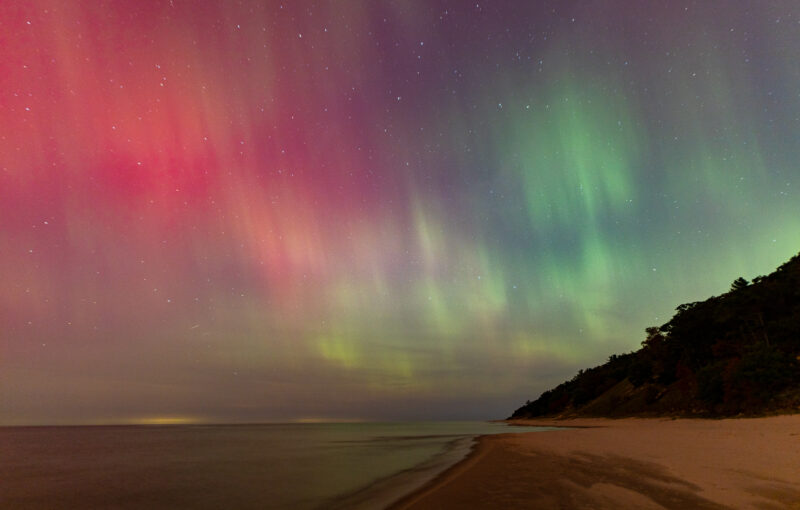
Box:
[390, 415, 800, 509]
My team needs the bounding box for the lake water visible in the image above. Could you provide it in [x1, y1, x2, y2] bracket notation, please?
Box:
[0, 422, 553, 509]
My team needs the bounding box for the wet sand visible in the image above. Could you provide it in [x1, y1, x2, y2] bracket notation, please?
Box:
[390, 416, 800, 509]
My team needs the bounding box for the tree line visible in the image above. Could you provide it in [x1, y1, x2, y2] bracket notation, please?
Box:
[511, 252, 800, 418]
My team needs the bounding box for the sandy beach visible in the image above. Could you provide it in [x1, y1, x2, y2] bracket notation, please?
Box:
[391, 415, 800, 509]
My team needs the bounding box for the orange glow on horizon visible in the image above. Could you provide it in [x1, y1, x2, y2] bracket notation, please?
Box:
[127, 416, 203, 426]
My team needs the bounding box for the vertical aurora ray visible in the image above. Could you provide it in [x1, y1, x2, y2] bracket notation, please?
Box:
[2, 0, 800, 424]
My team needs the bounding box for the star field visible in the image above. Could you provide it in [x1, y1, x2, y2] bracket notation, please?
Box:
[2, 0, 799, 424]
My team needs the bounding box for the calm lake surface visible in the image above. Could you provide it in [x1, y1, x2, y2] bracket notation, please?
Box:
[1, 421, 553, 509]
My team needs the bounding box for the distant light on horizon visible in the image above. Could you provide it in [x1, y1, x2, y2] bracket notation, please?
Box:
[126, 416, 204, 426]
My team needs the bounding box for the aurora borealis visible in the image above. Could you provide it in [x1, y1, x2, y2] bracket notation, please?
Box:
[2, 1, 799, 425]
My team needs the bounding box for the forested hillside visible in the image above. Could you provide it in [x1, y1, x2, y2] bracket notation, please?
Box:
[511, 252, 800, 418]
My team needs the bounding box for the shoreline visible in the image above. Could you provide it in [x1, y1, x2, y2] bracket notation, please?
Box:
[386, 431, 494, 510]
[389, 415, 800, 509]
[327, 423, 558, 510]
[325, 436, 477, 510]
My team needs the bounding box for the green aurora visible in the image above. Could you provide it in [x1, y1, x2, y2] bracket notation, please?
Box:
[2, 0, 799, 424]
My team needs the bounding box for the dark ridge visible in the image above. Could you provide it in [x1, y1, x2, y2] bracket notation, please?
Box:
[511, 252, 800, 419]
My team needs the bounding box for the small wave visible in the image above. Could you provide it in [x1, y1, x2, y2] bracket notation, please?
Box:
[332, 433, 472, 444]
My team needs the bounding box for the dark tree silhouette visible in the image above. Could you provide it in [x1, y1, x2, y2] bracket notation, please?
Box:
[731, 277, 749, 292]
[511, 252, 800, 419]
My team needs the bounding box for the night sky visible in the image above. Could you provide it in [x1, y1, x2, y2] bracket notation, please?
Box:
[2, 1, 799, 425]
